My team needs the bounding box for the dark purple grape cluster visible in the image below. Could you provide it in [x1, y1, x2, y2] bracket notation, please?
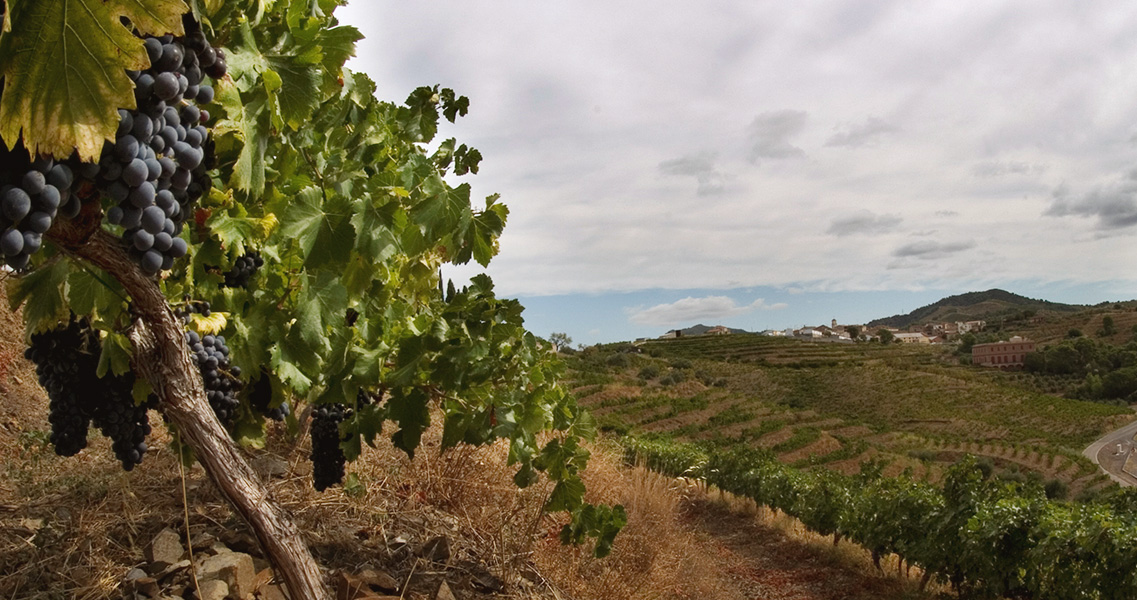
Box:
[25, 316, 156, 470]
[85, 18, 225, 276]
[248, 369, 289, 422]
[25, 317, 97, 456]
[310, 389, 378, 491]
[173, 298, 212, 324]
[222, 250, 264, 288]
[0, 143, 79, 270]
[91, 372, 155, 471]
[310, 403, 347, 491]
[185, 330, 242, 424]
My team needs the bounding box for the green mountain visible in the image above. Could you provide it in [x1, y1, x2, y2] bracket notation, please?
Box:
[668, 324, 750, 336]
[865, 289, 1084, 329]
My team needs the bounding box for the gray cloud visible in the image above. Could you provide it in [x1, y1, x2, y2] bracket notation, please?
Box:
[825, 116, 897, 147]
[747, 110, 807, 162]
[936, 210, 960, 217]
[659, 153, 726, 196]
[1046, 182, 1137, 230]
[892, 240, 977, 259]
[627, 296, 787, 327]
[972, 160, 1047, 177]
[827, 210, 903, 236]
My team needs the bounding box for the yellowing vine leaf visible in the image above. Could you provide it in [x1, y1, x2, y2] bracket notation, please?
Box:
[0, 0, 188, 160]
[191, 311, 229, 335]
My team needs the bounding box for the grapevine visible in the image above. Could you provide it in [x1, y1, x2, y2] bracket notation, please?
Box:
[2, 2, 624, 596]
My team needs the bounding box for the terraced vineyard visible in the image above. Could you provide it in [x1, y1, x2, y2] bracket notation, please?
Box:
[567, 334, 1135, 499]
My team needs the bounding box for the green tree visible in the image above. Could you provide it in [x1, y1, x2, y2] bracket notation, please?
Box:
[549, 332, 573, 351]
[0, 2, 621, 598]
[845, 325, 861, 340]
[876, 329, 895, 344]
[958, 332, 977, 355]
[1099, 315, 1116, 337]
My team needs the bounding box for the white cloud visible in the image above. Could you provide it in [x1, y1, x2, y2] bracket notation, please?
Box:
[340, 2, 1137, 301]
[825, 116, 897, 148]
[827, 210, 903, 236]
[626, 296, 787, 327]
[747, 110, 808, 162]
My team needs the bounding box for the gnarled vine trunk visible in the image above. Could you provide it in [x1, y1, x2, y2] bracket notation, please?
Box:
[47, 207, 332, 600]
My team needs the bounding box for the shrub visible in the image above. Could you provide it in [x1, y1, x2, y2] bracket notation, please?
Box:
[606, 353, 630, 368]
[637, 365, 660, 380]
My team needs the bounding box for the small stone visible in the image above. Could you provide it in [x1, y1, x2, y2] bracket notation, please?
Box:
[419, 536, 450, 564]
[125, 567, 149, 582]
[252, 455, 290, 478]
[196, 578, 229, 600]
[220, 531, 261, 557]
[335, 571, 368, 600]
[260, 584, 288, 600]
[189, 532, 217, 551]
[252, 567, 274, 592]
[198, 551, 255, 599]
[468, 566, 504, 593]
[358, 569, 399, 593]
[147, 528, 185, 565]
[132, 576, 161, 598]
[156, 559, 191, 582]
[434, 581, 457, 600]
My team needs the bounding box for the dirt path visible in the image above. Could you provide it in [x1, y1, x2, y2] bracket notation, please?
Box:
[683, 498, 924, 600]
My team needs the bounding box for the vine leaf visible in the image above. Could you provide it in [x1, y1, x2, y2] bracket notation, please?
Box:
[7, 256, 70, 335]
[0, 0, 188, 159]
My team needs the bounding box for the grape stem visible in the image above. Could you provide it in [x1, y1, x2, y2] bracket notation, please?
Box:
[45, 205, 333, 600]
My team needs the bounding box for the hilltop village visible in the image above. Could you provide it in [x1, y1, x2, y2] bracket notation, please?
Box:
[651, 318, 1037, 368]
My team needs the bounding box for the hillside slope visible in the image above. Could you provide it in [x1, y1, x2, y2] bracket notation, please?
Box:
[866, 288, 1083, 329]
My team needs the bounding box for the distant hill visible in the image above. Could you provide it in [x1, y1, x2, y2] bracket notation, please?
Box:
[865, 289, 1084, 329]
[667, 324, 750, 336]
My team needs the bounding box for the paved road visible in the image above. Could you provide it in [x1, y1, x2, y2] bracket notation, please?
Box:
[1083, 416, 1137, 487]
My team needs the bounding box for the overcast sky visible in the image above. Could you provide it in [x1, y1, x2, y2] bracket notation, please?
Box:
[338, 1, 1137, 344]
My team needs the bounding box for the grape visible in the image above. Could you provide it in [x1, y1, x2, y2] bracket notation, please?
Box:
[116, 109, 134, 137]
[23, 232, 42, 254]
[27, 211, 52, 233]
[141, 205, 165, 234]
[22, 170, 45, 195]
[2, 186, 31, 221]
[1, 228, 24, 256]
[114, 135, 139, 163]
[170, 236, 188, 258]
[153, 231, 172, 252]
[153, 72, 180, 101]
[122, 158, 148, 187]
[133, 229, 155, 251]
[46, 164, 72, 190]
[144, 37, 163, 64]
[129, 181, 157, 208]
[140, 249, 162, 274]
[37, 185, 60, 210]
[197, 85, 215, 104]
